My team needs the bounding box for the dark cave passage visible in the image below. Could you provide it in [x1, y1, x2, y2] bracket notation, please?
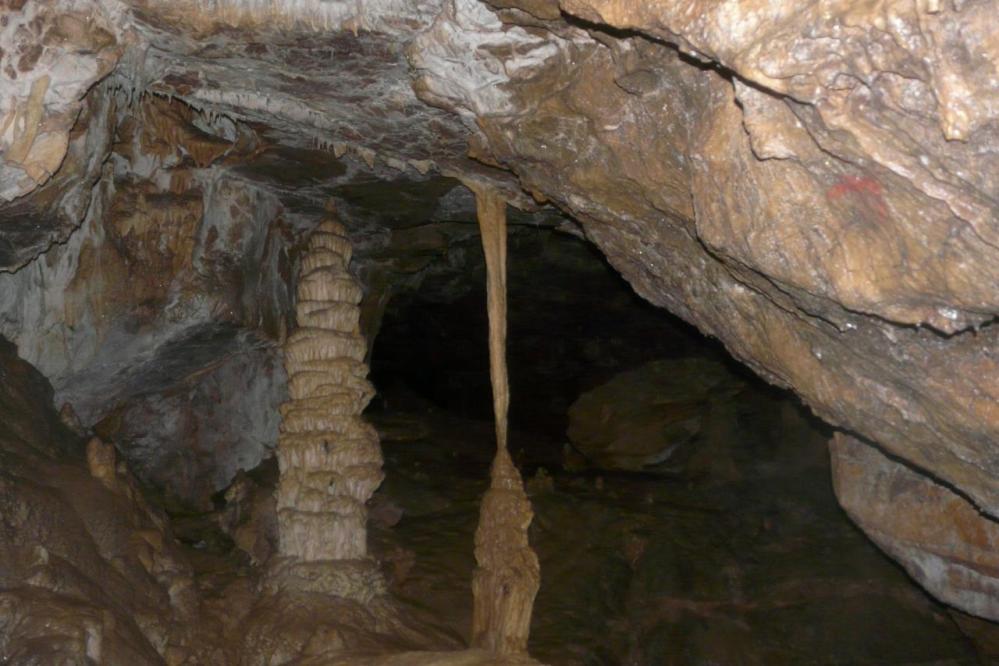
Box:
[369, 225, 713, 452]
[362, 226, 987, 665]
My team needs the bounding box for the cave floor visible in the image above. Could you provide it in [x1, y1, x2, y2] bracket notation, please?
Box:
[364, 391, 993, 666]
[161, 382, 999, 665]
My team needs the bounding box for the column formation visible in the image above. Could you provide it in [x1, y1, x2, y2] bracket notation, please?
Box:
[466, 182, 541, 656]
[276, 214, 384, 563]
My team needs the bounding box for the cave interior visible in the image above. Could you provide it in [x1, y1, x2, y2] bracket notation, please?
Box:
[1, 1, 998, 664]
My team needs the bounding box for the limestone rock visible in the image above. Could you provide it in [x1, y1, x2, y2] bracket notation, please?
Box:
[237, 589, 461, 665]
[566, 358, 742, 472]
[220, 469, 279, 566]
[831, 433, 999, 622]
[0, 2, 125, 269]
[95, 338, 287, 510]
[319, 649, 542, 665]
[85, 435, 119, 492]
[0, 0, 997, 631]
[0, 337, 221, 663]
[471, 451, 540, 655]
[411, 0, 999, 615]
[0, 95, 297, 426]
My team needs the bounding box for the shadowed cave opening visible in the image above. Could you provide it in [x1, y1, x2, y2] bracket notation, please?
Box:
[359, 224, 989, 664]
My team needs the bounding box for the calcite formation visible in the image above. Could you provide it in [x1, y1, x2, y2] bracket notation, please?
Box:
[0, 0, 998, 637]
[276, 207, 385, 567]
[468, 184, 540, 655]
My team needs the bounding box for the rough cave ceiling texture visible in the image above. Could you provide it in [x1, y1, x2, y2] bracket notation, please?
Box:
[1, 0, 997, 625]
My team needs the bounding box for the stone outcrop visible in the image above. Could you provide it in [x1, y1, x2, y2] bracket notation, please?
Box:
[0, 337, 221, 664]
[275, 207, 385, 572]
[832, 433, 999, 623]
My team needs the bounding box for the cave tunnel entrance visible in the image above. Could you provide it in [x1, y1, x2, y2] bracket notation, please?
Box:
[368, 222, 713, 461]
[362, 219, 989, 664]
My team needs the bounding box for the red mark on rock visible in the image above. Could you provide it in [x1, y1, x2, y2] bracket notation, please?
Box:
[826, 175, 889, 220]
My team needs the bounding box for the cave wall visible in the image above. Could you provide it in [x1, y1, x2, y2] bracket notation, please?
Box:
[411, 0, 999, 619]
[0, 0, 997, 622]
[0, 337, 220, 663]
[413, 0, 999, 514]
[0, 1, 124, 269]
[0, 94, 306, 507]
[832, 432, 999, 622]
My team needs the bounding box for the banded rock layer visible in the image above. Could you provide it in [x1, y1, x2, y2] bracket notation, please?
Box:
[277, 215, 384, 562]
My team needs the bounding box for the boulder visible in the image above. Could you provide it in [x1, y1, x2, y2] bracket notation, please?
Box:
[567, 357, 742, 472]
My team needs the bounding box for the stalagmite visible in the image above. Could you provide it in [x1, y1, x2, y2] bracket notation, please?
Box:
[270, 202, 385, 600]
[466, 183, 541, 655]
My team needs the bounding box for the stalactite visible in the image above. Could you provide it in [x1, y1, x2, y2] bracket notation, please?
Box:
[466, 182, 541, 656]
[271, 203, 385, 599]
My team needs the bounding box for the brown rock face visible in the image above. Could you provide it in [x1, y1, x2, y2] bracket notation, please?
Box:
[442, 12, 999, 505]
[410, 0, 999, 619]
[0, 337, 221, 664]
[832, 433, 999, 623]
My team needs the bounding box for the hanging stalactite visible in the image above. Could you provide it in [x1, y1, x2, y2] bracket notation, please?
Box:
[466, 181, 541, 656]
